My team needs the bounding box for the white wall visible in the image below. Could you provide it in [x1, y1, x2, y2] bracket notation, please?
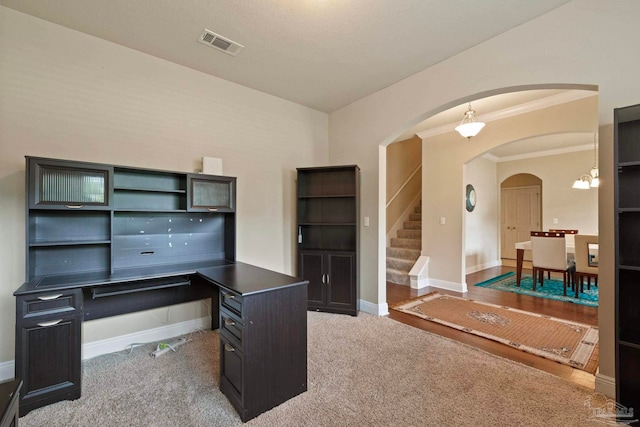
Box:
[329, 0, 629, 388]
[0, 7, 328, 364]
[498, 150, 598, 235]
[464, 157, 499, 274]
[462, 150, 599, 275]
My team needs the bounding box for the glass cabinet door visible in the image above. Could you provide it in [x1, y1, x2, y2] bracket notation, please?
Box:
[29, 158, 112, 209]
[188, 175, 236, 212]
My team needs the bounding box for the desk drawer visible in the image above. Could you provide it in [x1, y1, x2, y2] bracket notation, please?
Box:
[220, 308, 243, 350]
[18, 289, 82, 319]
[220, 336, 244, 408]
[220, 288, 242, 316]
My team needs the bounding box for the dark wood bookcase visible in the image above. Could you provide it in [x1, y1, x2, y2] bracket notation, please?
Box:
[296, 165, 359, 315]
[615, 103, 640, 420]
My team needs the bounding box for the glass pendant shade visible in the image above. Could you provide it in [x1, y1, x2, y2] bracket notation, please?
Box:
[455, 103, 485, 140]
[455, 121, 485, 139]
[572, 176, 591, 189]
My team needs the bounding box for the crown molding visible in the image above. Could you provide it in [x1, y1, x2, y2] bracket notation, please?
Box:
[416, 91, 597, 140]
[482, 143, 593, 163]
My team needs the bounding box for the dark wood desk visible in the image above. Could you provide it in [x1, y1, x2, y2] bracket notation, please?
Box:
[0, 379, 21, 427]
[14, 262, 307, 422]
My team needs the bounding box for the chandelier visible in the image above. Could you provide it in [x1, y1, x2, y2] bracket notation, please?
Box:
[455, 102, 485, 140]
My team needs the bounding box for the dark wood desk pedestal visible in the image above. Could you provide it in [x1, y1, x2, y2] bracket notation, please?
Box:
[14, 262, 307, 423]
[0, 379, 21, 427]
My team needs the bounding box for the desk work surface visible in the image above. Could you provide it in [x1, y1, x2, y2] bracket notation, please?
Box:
[198, 262, 307, 295]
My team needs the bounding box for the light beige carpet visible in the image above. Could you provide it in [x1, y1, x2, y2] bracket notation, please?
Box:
[392, 292, 599, 374]
[21, 312, 605, 426]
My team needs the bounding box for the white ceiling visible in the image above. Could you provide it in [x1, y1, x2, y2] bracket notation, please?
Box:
[0, 0, 573, 113]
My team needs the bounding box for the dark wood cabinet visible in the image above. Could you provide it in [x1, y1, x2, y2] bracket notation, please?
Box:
[199, 264, 308, 423]
[187, 174, 235, 212]
[300, 250, 356, 314]
[615, 103, 640, 421]
[28, 158, 112, 210]
[15, 289, 82, 414]
[296, 166, 359, 315]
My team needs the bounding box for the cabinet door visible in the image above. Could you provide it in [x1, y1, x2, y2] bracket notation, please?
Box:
[29, 158, 112, 210]
[299, 251, 325, 308]
[219, 336, 245, 418]
[187, 175, 235, 212]
[17, 314, 81, 413]
[326, 253, 356, 310]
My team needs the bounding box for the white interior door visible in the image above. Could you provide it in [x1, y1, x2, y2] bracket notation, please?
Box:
[501, 186, 540, 260]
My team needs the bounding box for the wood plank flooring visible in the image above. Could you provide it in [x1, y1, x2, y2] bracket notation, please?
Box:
[386, 265, 598, 390]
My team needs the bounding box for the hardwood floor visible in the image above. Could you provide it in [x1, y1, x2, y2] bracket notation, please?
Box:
[386, 265, 598, 390]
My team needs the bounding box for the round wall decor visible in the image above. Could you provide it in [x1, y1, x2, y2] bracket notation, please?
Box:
[466, 184, 476, 212]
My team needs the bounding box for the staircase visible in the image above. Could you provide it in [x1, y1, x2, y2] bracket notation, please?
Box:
[386, 203, 421, 285]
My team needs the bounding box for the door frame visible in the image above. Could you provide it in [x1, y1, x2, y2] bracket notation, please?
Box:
[500, 183, 541, 261]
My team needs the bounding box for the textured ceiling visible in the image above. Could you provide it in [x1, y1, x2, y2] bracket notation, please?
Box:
[0, 0, 572, 112]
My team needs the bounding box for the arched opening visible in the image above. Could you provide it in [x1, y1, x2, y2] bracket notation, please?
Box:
[381, 84, 598, 306]
[383, 85, 599, 384]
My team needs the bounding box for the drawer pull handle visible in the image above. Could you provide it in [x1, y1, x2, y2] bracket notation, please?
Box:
[223, 293, 235, 300]
[207, 208, 218, 212]
[224, 318, 236, 326]
[38, 294, 63, 301]
[64, 204, 84, 209]
[37, 319, 63, 327]
[224, 343, 235, 352]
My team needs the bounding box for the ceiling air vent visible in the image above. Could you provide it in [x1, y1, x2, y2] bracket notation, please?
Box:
[198, 29, 244, 56]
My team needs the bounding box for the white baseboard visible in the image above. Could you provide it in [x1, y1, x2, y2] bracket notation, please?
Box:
[465, 259, 501, 275]
[360, 299, 389, 316]
[0, 360, 15, 382]
[82, 316, 211, 360]
[595, 373, 616, 399]
[428, 278, 468, 293]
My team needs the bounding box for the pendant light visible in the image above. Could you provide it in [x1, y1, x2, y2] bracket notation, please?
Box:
[455, 103, 485, 140]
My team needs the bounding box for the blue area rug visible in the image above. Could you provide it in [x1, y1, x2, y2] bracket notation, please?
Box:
[474, 271, 598, 307]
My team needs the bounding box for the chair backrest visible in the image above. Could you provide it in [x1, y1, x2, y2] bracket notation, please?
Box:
[549, 229, 578, 246]
[530, 231, 567, 270]
[575, 234, 599, 274]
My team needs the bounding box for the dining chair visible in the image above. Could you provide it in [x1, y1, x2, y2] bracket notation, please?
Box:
[548, 229, 578, 254]
[575, 234, 598, 295]
[530, 231, 575, 296]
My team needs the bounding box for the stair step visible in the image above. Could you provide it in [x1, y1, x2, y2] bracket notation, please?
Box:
[397, 229, 421, 239]
[409, 213, 422, 221]
[386, 268, 410, 285]
[390, 237, 421, 250]
[403, 220, 422, 230]
[414, 205, 422, 214]
[386, 256, 415, 271]
[386, 246, 420, 260]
